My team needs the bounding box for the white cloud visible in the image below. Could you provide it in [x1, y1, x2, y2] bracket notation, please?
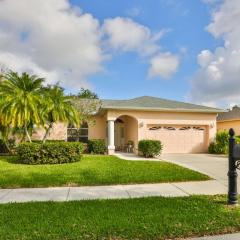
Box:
[0, 0, 104, 89]
[0, 52, 58, 83]
[103, 17, 163, 56]
[126, 7, 142, 17]
[197, 50, 213, 67]
[148, 53, 179, 79]
[190, 0, 240, 107]
[103, 17, 179, 78]
[0, 0, 179, 88]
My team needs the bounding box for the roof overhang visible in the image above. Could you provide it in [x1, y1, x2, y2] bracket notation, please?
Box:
[217, 118, 240, 123]
[98, 106, 225, 114]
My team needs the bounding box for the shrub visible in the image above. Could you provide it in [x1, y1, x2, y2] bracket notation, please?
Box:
[208, 130, 239, 154]
[208, 142, 216, 154]
[82, 143, 88, 153]
[0, 139, 9, 153]
[88, 139, 106, 154]
[235, 136, 240, 144]
[32, 140, 65, 143]
[138, 140, 163, 158]
[215, 131, 229, 154]
[17, 142, 84, 164]
[0, 139, 16, 154]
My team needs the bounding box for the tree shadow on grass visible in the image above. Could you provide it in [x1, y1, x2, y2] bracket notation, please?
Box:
[1, 155, 20, 164]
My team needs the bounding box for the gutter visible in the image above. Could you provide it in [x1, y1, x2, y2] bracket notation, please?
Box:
[100, 106, 226, 114]
[217, 118, 240, 123]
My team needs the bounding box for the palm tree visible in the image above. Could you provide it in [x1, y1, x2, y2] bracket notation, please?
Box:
[42, 85, 79, 143]
[0, 71, 44, 142]
[0, 117, 11, 151]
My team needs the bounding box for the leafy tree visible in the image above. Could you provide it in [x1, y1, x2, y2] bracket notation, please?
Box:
[72, 88, 100, 125]
[77, 88, 98, 99]
[0, 71, 44, 142]
[42, 85, 79, 143]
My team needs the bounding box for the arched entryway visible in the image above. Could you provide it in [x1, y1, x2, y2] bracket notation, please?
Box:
[114, 115, 138, 153]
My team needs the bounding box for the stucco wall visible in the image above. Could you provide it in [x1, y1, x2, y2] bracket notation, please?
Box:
[88, 115, 107, 140]
[105, 109, 217, 146]
[124, 115, 138, 149]
[217, 120, 240, 135]
[32, 116, 107, 142]
[32, 122, 68, 141]
[31, 110, 217, 153]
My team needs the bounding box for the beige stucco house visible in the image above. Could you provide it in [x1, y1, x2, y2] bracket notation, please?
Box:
[217, 106, 240, 135]
[32, 96, 223, 154]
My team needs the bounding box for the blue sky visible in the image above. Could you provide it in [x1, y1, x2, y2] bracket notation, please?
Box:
[0, 0, 239, 107]
[70, 0, 221, 101]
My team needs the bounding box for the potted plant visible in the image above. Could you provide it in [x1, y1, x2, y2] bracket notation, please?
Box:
[127, 140, 134, 153]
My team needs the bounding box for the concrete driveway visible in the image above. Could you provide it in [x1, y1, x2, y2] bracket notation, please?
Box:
[161, 153, 240, 191]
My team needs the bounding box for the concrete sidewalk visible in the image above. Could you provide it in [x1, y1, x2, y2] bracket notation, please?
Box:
[188, 232, 240, 240]
[0, 180, 227, 204]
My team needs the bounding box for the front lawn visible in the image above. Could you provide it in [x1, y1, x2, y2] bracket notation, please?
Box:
[0, 196, 239, 240]
[0, 155, 210, 188]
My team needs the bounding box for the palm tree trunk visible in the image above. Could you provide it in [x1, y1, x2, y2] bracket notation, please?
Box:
[24, 125, 32, 142]
[4, 140, 11, 153]
[42, 122, 53, 143]
[20, 131, 26, 143]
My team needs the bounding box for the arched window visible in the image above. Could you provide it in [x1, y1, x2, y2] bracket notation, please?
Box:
[67, 122, 88, 143]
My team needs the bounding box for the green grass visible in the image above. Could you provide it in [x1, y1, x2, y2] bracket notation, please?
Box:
[0, 196, 239, 240]
[0, 155, 210, 188]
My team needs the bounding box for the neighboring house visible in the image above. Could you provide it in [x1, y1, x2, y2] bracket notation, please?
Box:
[32, 96, 223, 154]
[217, 106, 240, 135]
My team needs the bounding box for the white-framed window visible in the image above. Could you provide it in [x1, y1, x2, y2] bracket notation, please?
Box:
[67, 122, 89, 143]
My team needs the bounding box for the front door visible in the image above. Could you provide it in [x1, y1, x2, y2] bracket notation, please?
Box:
[114, 123, 124, 150]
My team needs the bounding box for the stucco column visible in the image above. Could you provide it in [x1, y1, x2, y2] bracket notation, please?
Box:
[107, 120, 115, 154]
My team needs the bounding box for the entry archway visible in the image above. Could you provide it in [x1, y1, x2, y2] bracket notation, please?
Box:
[114, 115, 138, 153]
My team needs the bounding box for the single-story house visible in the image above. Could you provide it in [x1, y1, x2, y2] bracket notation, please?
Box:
[32, 96, 223, 154]
[217, 106, 240, 135]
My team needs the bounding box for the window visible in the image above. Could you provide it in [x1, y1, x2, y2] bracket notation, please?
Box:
[164, 126, 176, 130]
[179, 126, 191, 130]
[67, 122, 89, 143]
[149, 126, 161, 130]
[79, 122, 89, 142]
[193, 126, 204, 131]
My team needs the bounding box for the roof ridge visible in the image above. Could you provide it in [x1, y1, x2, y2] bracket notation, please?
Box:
[122, 96, 222, 110]
[74, 96, 224, 112]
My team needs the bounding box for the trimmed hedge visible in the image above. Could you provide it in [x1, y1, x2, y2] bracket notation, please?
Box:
[138, 140, 163, 158]
[88, 139, 106, 154]
[17, 142, 84, 164]
[32, 140, 65, 143]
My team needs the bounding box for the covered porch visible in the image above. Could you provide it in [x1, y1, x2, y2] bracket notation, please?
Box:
[107, 115, 138, 155]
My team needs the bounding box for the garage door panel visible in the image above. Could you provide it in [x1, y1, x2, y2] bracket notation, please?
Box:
[147, 125, 207, 153]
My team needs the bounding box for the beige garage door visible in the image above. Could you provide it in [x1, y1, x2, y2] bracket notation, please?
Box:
[146, 125, 207, 153]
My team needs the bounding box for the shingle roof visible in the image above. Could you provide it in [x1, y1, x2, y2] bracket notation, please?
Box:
[217, 106, 240, 121]
[101, 96, 223, 113]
